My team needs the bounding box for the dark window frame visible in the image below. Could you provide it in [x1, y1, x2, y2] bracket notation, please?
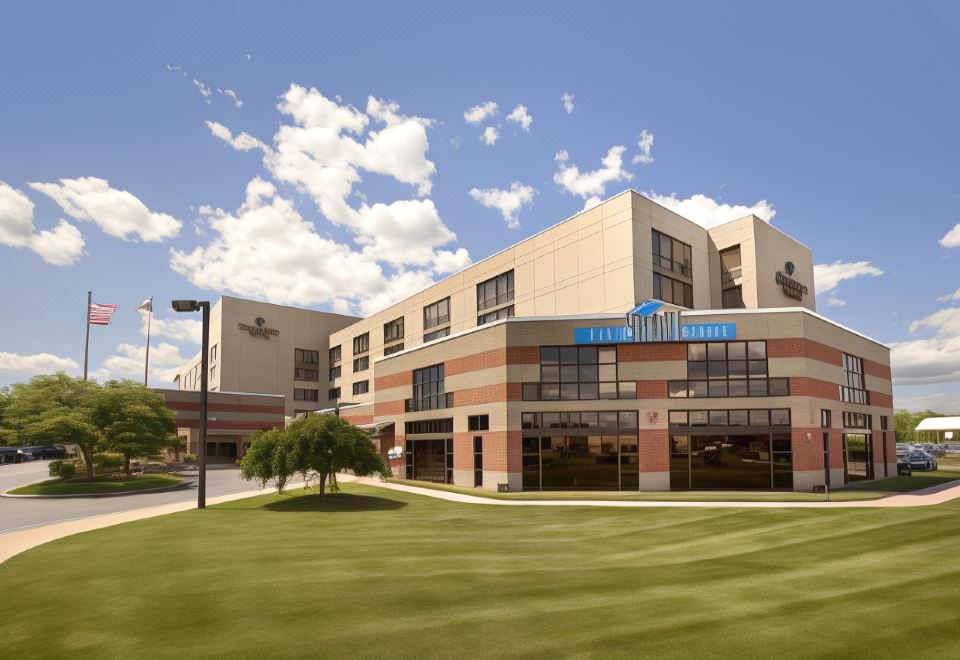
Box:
[477, 270, 515, 311]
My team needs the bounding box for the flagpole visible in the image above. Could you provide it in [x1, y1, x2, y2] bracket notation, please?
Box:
[144, 297, 153, 386]
[83, 291, 91, 381]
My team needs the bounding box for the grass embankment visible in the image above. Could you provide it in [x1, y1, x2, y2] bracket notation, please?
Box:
[2, 483, 960, 658]
[7, 473, 183, 496]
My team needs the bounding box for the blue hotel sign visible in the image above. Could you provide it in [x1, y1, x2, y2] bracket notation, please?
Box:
[679, 322, 736, 341]
[573, 300, 736, 345]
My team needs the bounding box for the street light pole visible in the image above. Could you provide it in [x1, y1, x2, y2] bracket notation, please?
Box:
[172, 299, 210, 509]
[198, 301, 210, 509]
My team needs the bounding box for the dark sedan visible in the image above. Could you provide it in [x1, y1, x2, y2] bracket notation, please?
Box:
[904, 450, 938, 472]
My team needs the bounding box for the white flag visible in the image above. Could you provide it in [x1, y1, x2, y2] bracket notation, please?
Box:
[137, 298, 153, 313]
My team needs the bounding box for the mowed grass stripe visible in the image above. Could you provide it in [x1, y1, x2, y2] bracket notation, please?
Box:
[2, 484, 959, 659]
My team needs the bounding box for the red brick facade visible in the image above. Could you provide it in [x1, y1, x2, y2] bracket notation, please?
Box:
[767, 338, 841, 366]
[791, 428, 825, 471]
[789, 376, 840, 401]
[618, 343, 686, 362]
[374, 371, 412, 390]
[639, 430, 669, 471]
[636, 380, 668, 399]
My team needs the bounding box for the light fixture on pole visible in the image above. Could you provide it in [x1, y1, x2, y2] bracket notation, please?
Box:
[172, 299, 210, 509]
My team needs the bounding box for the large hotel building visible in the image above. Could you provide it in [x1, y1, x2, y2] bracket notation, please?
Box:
[174, 190, 894, 492]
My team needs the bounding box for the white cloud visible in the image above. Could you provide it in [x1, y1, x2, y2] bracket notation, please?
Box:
[893, 390, 960, 414]
[206, 120, 270, 152]
[480, 126, 499, 146]
[29, 177, 182, 242]
[632, 129, 654, 165]
[940, 223, 960, 248]
[186, 86, 472, 315]
[143, 315, 202, 344]
[92, 341, 188, 384]
[218, 88, 243, 108]
[469, 182, 536, 229]
[561, 92, 574, 114]
[937, 288, 960, 303]
[890, 307, 960, 386]
[645, 192, 776, 229]
[192, 78, 212, 103]
[826, 296, 846, 308]
[554, 145, 632, 204]
[463, 101, 498, 124]
[813, 260, 884, 294]
[506, 104, 533, 131]
[0, 180, 85, 265]
[0, 351, 79, 376]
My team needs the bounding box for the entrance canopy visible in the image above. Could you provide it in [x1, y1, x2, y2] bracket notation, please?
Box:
[356, 421, 394, 437]
[915, 417, 960, 432]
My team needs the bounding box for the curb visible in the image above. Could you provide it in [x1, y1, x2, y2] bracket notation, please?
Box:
[1, 479, 196, 499]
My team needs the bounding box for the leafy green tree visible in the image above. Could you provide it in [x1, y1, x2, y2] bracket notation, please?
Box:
[2, 373, 102, 478]
[240, 429, 282, 489]
[92, 381, 177, 475]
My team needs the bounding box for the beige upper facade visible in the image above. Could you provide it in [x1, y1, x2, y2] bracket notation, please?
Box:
[329, 190, 816, 406]
[174, 296, 358, 417]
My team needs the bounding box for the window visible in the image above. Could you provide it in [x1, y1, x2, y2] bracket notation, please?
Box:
[294, 388, 318, 402]
[719, 245, 745, 310]
[408, 364, 450, 411]
[423, 297, 450, 330]
[295, 348, 319, 364]
[405, 418, 454, 434]
[210, 343, 218, 362]
[722, 286, 744, 309]
[328, 387, 340, 401]
[209, 365, 217, 381]
[668, 341, 788, 398]
[353, 333, 369, 356]
[353, 380, 369, 396]
[384, 343, 405, 356]
[668, 409, 790, 427]
[468, 415, 489, 431]
[880, 415, 888, 431]
[522, 411, 639, 429]
[474, 437, 483, 488]
[843, 411, 871, 429]
[478, 305, 514, 326]
[477, 270, 514, 311]
[423, 327, 450, 343]
[384, 317, 404, 343]
[652, 229, 692, 277]
[821, 409, 832, 428]
[653, 272, 693, 307]
[522, 346, 635, 401]
[840, 352, 869, 404]
[295, 367, 319, 381]
[353, 355, 369, 372]
[329, 345, 341, 365]
[329, 365, 341, 381]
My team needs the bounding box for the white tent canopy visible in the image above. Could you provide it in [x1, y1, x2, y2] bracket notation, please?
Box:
[915, 417, 960, 432]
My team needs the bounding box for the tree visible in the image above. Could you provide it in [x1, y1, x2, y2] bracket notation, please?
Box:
[240, 429, 282, 489]
[240, 415, 390, 496]
[2, 373, 102, 478]
[92, 381, 177, 475]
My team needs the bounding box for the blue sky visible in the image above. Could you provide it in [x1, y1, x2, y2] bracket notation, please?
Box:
[1, 1, 958, 411]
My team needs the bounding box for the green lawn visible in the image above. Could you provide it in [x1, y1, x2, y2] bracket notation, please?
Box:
[2, 484, 960, 658]
[7, 473, 183, 496]
[838, 470, 960, 493]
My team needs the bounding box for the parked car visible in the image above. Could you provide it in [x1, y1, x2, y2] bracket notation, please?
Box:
[896, 455, 913, 476]
[945, 443, 960, 455]
[905, 450, 938, 472]
[921, 443, 945, 458]
[896, 443, 916, 457]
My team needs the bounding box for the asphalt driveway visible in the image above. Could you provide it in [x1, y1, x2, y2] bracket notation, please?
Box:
[0, 460, 259, 534]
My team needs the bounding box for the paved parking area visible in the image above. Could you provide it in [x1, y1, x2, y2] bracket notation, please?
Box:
[0, 461, 258, 534]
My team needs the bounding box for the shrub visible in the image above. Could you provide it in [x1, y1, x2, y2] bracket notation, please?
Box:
[93, 452, 124, 469]
[48, 460, 63, 477]
[58, 462, 76, 479]
[183, 453, 197, 464]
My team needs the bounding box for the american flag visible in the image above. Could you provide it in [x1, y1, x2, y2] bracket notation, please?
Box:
[89, 302, 118, 326]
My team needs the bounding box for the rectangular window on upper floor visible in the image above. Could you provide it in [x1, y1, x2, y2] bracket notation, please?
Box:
[477, 270, 514, 312]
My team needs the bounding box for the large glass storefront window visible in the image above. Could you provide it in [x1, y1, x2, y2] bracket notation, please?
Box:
[669, 434, 793, 490]
[404, 438, 453, 484]
[522, 431, 638, 491]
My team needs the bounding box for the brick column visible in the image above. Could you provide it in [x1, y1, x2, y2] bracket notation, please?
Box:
[638, 429, 669, 491]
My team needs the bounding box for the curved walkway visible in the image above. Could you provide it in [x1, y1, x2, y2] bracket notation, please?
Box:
[3, 475, 960, 566]
[356, 477, 960, 509]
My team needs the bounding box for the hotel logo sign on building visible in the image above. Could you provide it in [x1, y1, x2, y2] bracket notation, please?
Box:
[573, 300, 736, 344]
[776, 261, 809, 301]
[238, 317, 280, 339]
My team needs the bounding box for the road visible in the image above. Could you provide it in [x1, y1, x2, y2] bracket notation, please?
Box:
[0, 461, 259, 534]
